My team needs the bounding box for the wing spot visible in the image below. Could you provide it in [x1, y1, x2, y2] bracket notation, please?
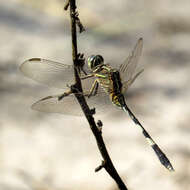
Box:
[29, 58, 41, 62]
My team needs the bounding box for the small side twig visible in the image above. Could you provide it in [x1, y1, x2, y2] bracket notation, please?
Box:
[64, 0, 70, 10]
[66, 1, 128, 190]
[74, 12, 85, 33]
[95, 160, 105, 172]
[64, 0, 85, 33]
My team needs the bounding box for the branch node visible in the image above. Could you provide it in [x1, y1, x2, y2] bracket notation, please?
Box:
[97, 120, 103, 132]
[77, 53, 86, 74]
[70, 84, 80, 94]
[95, 160, 106, 172]
[90, 108, 96, 115]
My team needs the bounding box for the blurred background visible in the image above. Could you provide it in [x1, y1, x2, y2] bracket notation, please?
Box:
[0, 0, 190, 190]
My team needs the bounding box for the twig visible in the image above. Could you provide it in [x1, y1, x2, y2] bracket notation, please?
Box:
[65, 0, 85, 33]
[64, 0, 70, 10]
[66, 1, 128, 189]
[75, 12, 85, 33]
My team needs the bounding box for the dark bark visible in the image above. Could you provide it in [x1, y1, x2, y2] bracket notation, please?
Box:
[66, 1, 128, 189]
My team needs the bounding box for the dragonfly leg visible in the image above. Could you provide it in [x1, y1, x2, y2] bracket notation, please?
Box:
[123, 104, 174, 172]
[80, 74, 94, 80]
[87, 80, 99, 98]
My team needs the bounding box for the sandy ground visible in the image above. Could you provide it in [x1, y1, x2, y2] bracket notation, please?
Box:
[0, 0, 190, 190]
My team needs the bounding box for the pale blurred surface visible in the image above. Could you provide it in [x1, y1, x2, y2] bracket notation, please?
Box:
[0, 0, 190, 190]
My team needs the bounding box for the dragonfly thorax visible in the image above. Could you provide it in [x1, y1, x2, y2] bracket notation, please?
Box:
[87, 55, 104, 70]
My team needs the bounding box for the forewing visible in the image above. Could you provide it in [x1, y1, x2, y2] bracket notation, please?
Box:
[20, 58, 75, 89]
[119, 38, 143, 83]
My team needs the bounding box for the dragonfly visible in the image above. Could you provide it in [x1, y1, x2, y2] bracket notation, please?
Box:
[20, 38, 174, 172]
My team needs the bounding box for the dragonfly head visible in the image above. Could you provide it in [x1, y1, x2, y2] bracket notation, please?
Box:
[87, 55, 104, 70]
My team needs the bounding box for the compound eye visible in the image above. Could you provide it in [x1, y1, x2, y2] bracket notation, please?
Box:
[87, 55, 95, 70]
[95, 55, 104, 64]
[88, 55, 104, 70]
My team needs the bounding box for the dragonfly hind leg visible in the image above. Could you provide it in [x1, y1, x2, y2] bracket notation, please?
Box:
[87, 80, 99, 98]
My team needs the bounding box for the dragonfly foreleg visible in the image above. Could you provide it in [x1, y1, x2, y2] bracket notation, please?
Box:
[123, 104, 174, 172]
[80, 74, 94, 80]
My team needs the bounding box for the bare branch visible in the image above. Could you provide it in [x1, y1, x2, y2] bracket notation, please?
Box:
[67, 1, 128, 189]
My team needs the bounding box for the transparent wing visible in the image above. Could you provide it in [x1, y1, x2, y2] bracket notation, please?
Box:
[20, 58, 96, 91]
[31, 89, 116, 116]
[121, 69, 144, 94]
[32, 94, 84, 116]
[20, 58, 77, 89]
[119, 38, 143, 83]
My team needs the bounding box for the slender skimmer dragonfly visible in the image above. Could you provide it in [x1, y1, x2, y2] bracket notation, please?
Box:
[20, 38, 174, 172]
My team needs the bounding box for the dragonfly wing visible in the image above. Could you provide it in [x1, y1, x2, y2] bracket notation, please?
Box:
[32, 87, 115, 116]
[80, 73, 98, 92]
[119, 38, 143, 83]
[122, 68, 144, 94]
[86, 87, 116, 115]
[20, 58, 75, 89]
[32, 94, 84, 116]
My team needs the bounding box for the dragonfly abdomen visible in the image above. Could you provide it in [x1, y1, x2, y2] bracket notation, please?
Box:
[110, 70, 123, 93]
